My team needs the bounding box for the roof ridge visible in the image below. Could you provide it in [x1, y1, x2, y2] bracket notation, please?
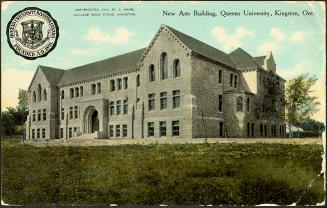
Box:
[164, 25, 237, 68]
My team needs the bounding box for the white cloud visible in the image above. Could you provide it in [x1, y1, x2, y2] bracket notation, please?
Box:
[278, 61, 308, 80]
[211, 26, 253, 50]
[257, 42, 278, 54]
[289, 31, 307, 42]
[270, 27, 285, 41]
[257, 27, 308, 54]
[84, 27, 132, 44]
[1, 68, 34, 110]
[1, 1, 14, 11]
[70, 48, 95, 56]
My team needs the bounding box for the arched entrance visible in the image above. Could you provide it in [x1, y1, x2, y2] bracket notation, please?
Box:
[84, 106, 99, 134]
[91, 110, 99, 133]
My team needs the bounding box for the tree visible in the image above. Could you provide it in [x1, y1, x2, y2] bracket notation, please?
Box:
[285, 74, 320, 137]
[254, 71, 285, 125]
[18, 89, 28, 112]
[0, 89, 29, 136]
[16, 89, 29, 124]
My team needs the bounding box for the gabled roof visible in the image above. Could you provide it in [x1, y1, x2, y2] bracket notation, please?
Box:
[164, 25, 237, 69]
[58, 48, 146, 86]
[28, 65, 64, 90]
[40, 66, 64, 85]
[229, 48, 263, 70]
[253, 56, 266, 66]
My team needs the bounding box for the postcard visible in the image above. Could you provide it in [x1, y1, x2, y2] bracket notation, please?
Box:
[1, 1, 325, 206]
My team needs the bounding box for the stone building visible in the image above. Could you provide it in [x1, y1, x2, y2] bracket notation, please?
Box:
[25, 25, 286, 140]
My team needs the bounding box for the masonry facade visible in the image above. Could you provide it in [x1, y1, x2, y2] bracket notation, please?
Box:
[25, 25, 286, 140]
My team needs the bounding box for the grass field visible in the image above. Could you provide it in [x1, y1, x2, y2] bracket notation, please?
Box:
[1, 138, 325, 205]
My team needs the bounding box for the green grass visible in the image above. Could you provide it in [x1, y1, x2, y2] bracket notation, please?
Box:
[1, 138, 324, 205]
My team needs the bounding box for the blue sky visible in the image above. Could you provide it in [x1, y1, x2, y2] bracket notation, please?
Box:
[1, 1, 325, 121]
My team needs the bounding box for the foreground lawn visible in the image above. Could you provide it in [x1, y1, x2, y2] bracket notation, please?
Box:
[1, 138, 324, 205]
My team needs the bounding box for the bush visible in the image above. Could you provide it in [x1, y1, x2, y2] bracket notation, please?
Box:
[286, 131, 322, 138]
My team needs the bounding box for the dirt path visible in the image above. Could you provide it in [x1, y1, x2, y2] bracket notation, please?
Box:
[26, 137, 323, 147]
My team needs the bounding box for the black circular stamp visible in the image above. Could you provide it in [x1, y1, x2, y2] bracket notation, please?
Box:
[6, 7, 59, 60]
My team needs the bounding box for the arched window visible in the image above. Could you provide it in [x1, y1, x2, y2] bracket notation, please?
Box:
[43, 89, 47, 101]
[246, 97, 250, 112]
[149, 64, 155, 82]
[61, 90, 64, 99]
[160, 52, 168, 80]
[173, 59, 181, 78]
[33, 91, 36, 102]
[236, 96, 243, 111]
[38, 84, 42, 101]
[136, 74, 140, 87]
[218, 95, 223, 112]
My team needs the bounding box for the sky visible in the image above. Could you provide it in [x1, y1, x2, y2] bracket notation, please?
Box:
[1, 1, 325, 122]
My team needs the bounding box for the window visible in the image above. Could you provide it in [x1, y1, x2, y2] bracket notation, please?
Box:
[160, 52, 168, 80]
[91, 84, 96, 95]
[122, 125, 127, 137]
[116, 100, 121, 115]
[110, 80, 115, 91]
[247, 98, 250, 112]
[251, 123, 255, 137]
[60, 128, 64, 138]
[69, 127, 72, 138]
[219, 122, 224, 137]
[148, 93, 155, 111]
[37, 128, 40, 139]
[110, 102, 115, 116]
[234, 75, 238, 88]
[136, 74, 140, 87]
[160, 92, 167, 110]
[109, 125, 114, 137]
[74, 127, 77, 137]
[264, 125, 267, 137]
[230, 74, 233, 87]
[42, 128, 46, 138]
[38, 84, 42, 101]
[172, 90, 180, 109]
[61, 108, 64, 120]
[97, 83, 101, 94]
[236, 97, 243, 112]
[38, 110, 41, 121]
[149, 64, 155, 82]
[70, 88, 74, 98]
[148, 122, 154, 137]
[43, 109, 46, 121]
[43, 89, 47, 101]
[116, 125, 120, 137]
[75, 87, 79, 97]
[159, 121, 166, 136]
[32, 110, 36, 122]
[218, 95, 223, 112]
[123, 99, 128, 115]
[173, 59, 181, 78]
[172, 120, 180, 136]
[260, 124, 263, 137]
[117, 79, 122, 90]
[123, 77, 128, 89]
[32, 129, 35, 139]
[80, 86, 83, 96]
[33, 91, 36, 102]
[61, 90, 64, 99]
[74, 106, 78, 119]
[247, 122, 250, 137]
[69, 107, 73, 119]
[218, 69, 222, 84]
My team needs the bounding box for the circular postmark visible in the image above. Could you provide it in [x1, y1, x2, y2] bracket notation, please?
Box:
[6, 7, 59, 60]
